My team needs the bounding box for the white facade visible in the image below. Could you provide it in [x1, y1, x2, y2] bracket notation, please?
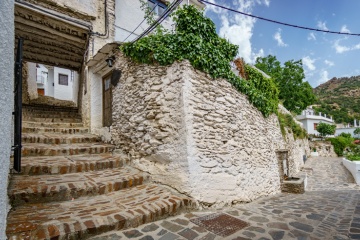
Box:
[296, 108, 334, 135]
[0, 0, 14, 237]
[33, 65, 79, 104]
[114, 0, 204, 42]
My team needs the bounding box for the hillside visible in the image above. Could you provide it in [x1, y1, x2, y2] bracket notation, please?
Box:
[313, 76, 360, 124]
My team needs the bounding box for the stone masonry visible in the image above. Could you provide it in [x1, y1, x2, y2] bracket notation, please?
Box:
[6, 104, 195, 239]
[109, 53, 310, 207]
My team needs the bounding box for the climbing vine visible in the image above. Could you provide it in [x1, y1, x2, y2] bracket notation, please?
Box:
[121, 5, 279, 117]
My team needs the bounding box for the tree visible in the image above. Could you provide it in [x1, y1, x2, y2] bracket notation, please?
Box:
[255, 55, 317, 114]
[354, 128, 360, 136]
[316, 122, 336, 137]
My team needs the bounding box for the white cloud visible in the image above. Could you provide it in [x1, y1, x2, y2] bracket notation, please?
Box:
[273, 28, 288, 47]
[341, 25, 350, 33]
[324, 60, 334, 66]
[333, 39, 360, 53]
[307, 32, 316, 41]
[302, 56, 316, 71]
[318, 70, 329, 85]
[317, 21, 328, 31]
[251, 48, 265, 61]
[212, 1, 263, 63]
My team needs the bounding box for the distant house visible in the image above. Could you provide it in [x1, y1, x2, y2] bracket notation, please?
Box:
[296, 107, 334, 135]
[335, 119, 360, 137]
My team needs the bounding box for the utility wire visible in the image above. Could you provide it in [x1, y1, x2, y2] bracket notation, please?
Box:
[122, 3, 158, 42]
[198, 0, 360, 36]
[133, 0, 183, 43]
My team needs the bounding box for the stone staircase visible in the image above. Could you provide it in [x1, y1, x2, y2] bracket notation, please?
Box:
[6, 105, 196, 240]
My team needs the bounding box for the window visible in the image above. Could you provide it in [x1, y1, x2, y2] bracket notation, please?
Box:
[58, 74, 69, 86]
[314, 123, 318, 130]
[147, 0, 167, 16]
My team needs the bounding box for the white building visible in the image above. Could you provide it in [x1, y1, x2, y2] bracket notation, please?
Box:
[335, 119, 360, 137]
[114, 0, 205, 42]
[296, 107, 334, 135]
[35, 64, 79, 103]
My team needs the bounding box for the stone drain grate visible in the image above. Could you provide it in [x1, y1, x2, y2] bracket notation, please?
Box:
[190, 213, 250, 237]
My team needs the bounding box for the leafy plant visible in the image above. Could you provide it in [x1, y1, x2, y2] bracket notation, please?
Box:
[316, 122, 336, 137]
[278, 112, 307, 139]
[121, 5, 279, 117]
[354, 128, 360, 136]
[255, 55, 316, 114]
[328, 136, 354, 156]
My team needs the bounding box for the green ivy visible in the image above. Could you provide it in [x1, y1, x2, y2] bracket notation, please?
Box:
[121, 5, 278, 117]
[277, 112, 307, 140]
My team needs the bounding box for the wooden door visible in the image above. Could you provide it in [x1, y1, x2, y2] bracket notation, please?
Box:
[103, 75, 112, 127]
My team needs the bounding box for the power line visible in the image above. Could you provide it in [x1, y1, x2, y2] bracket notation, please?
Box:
[133, 0, 183, 43]
[198, 0, 360, 36]
[122, 3, 158, 42]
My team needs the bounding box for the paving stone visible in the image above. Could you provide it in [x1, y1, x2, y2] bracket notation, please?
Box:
[246, 226, 266, 233]
[158, 232, 180, 240]
[268, 230, 285, 240]
[306, 213, 325, 221]
[141, 223, 159, 233]
[123, 229, 143, 238]
[231, 237, 251, 240]
[192, 225, 207, 233]
[249, 216, 269, 223]
[178, 228, 199, 240]
[199, 233, 217, 240]
[139, 236, 154, 240]
[160, 221, 184, 232]
[267, 222, 289, 230]
[157, 229, 168, 236]
[172, 218, 190, 226]
[242, 231, 256, 238]
[289, 222, 314, 233]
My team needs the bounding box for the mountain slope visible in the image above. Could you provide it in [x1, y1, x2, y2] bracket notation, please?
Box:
[313, 76, 360, 124]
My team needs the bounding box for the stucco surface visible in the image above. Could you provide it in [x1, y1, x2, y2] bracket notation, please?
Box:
[0, 0, 14, 238]
[107, 54, 310, 207]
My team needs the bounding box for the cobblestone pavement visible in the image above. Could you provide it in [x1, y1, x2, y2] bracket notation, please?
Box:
[90, 157, 360, 240]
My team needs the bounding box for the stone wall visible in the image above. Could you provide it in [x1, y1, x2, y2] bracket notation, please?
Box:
[0, 0, 14, 237]
[108, 54, 310, 207]
[309, 141, 337, 157]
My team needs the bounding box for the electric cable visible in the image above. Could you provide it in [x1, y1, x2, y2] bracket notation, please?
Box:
[122, 3, 158, 42]
[198, 0, 360, 36]
[132, 0, 183, 43]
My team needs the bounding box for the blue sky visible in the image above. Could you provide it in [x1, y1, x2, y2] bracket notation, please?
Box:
[203, 0, 360, 87]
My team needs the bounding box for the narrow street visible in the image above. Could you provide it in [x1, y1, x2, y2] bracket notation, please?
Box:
[92, 157, 360, 240]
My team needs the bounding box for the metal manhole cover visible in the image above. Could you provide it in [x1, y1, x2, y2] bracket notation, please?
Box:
[190, 213, 250, 237]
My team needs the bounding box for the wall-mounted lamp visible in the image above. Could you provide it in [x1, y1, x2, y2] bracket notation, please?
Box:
[105, 56, 115, 68]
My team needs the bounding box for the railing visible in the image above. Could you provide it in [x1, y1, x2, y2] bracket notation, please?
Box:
[12, 38, 23, 173]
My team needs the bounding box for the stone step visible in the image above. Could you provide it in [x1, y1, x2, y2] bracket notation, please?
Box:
[23, 121, 84, 128]
[9, 167, 147, 206]
[23, 126, 89, 134]
[20, 154, 128, 175]
[22, 133, 101, 144]
[6, 184, 195, 240]
[22, 143, 115, 157]
[23, 104, 78, 113]
[23, 114, 82, 121]
[22, 117, 82, 123]
[22, 110, 80, 117]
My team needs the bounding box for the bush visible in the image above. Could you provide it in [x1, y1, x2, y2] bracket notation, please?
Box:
[328, 136, 354, 156]
[278, 112, 307, 139]
[316, 122, 336, 137]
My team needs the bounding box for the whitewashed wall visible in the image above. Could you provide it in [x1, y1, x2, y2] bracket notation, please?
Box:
[114, 0, 204, 42]
[107, 53, 310, 207]
[0, 0, 14, 237]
